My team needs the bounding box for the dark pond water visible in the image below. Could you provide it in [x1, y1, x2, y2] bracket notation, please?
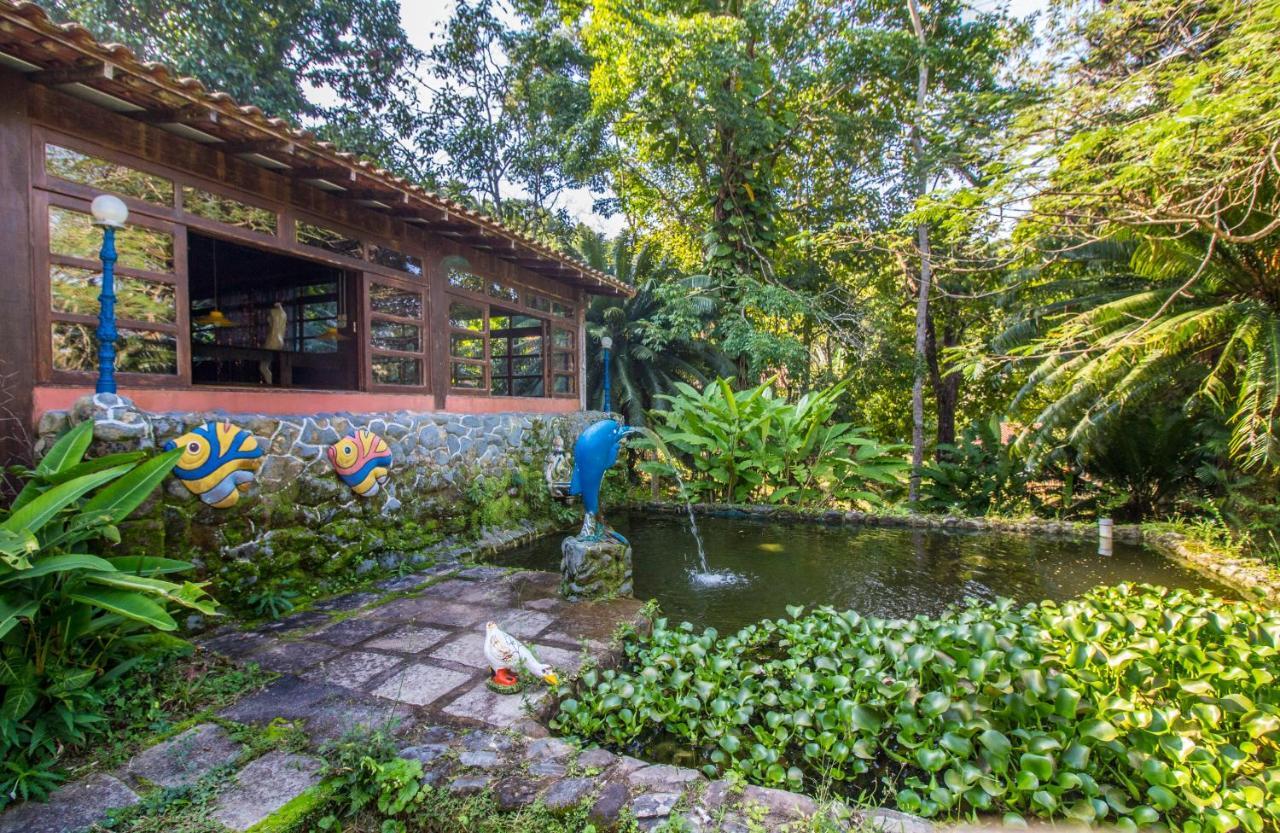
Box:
[493, 513, 1234, 632]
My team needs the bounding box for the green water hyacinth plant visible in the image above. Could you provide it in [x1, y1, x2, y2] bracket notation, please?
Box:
[1, 420, 218, 804]
[551, 585, 1280, 831]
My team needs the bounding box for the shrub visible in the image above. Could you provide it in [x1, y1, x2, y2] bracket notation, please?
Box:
[551, 585, 1279, 832]
[640, 378, 907, 507]
[0, 420, 218, 806]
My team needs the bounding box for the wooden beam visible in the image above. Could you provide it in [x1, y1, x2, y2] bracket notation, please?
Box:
[344, 187, 404, 201]
[135, 105, 218, 125]
[28, 61, 115, 85]
[218, 138, 295, 156]
[287, 165, 357, 182]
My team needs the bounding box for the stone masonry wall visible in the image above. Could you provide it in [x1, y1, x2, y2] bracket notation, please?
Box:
[35, 395, 606, 612]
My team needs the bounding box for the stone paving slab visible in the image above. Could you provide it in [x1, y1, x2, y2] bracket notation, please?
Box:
[219, 675, 416, 744]
[211, 751, 322, 832]
[365, 624, 451, 653]
[0, 773, 139, 833]
[370, 662, 473, 705]
[302, 650, 405, 688]
[120, 723, 243, 789]
[310, 617, 397, 646]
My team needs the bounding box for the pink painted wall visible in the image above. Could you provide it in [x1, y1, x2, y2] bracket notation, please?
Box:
[33, 385, 581, 421]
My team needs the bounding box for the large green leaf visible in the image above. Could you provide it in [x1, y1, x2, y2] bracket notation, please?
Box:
[0, 528, 39, 570]
[106, 556, 195, 576]
[0, 554, 116, 586]
[77, 448, 182, 525]
[0, 596, 38, 640]
[69, 587, 177, 631]
[34, 419, 94, 478]
[0, 662, 38, 720]
[43, 451, 147, 485]
[0, 465, 134, 537]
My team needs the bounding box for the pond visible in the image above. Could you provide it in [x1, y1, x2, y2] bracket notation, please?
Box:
[493, 513, 1234, 632]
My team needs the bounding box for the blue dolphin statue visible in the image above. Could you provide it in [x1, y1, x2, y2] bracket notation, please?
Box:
[568, 419, 640, 543]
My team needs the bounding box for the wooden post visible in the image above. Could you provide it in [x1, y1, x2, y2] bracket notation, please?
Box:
[0, 69, 34, 496]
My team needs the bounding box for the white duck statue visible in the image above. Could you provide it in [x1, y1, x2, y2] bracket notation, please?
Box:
[483, 621, 559, 691]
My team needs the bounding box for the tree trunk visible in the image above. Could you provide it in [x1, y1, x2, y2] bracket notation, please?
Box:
[925, 310, 961, 452]
[907, 0, 932, 504]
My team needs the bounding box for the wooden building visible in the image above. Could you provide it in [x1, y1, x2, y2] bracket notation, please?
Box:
[0, 1, 631, 466]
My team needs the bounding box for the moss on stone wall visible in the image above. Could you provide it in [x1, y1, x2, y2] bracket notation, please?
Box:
[36, 397, 609, 614]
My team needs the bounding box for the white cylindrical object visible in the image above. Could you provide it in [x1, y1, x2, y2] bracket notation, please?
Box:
[90, 194, 129, 228]
[1098, 517, 1114, 556]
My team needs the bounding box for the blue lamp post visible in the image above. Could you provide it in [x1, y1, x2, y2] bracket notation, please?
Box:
[600, 335, 613, 413]
[90, 194, 128, 395]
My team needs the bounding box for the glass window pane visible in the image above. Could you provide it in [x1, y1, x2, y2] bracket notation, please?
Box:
[552, 328, 573, 349]
[554, 374, 574, 393]
[371, 354, 421, 386]
[52, 321, 176, 374]
[182, 186, 276, 235]
[45, 144, 173, 206]
[552, 352, 573, 372]
[449, 301, 484, 330]
[491, 376, 510, 396]
[528, 294, 551, 313]
[369, 284, 422, 319]
[551, 300, 573, 318]
[448, 270, 485, 293]
[451, 361, 484, 387]
[371, 320, 421, 353]
[50, 264, 176, 324]
[49, 207, 173, 272]
[490, 337, 509, 358]
[297, 221, 362, 258]
[488, 282, 519, 302]
[369, 244, 423, 277]
[450, 333, 484, 359]
[513, 356, 544, 376]
[513, 336, 543, 356]
[513, 376, 545, 396]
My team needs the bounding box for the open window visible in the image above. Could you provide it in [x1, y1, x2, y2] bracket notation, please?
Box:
[187, 232, 358, 389]
[489, 308, 546, 396]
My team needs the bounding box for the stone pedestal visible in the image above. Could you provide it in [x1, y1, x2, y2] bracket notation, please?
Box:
[560, 536, 633, 600]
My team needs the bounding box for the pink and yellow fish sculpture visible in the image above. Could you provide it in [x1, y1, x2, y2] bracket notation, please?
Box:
[164, 421, 263, 508]
[327, 429, 392, 496]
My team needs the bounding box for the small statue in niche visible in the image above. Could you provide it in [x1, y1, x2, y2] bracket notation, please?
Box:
[544, 435, 571, 498]
[328, 429, 393, 497]
[483, 621, 558, 694]
[259, 301, 286, 385]
[568, 418, 639, 544]
[165, 421, 264, 509]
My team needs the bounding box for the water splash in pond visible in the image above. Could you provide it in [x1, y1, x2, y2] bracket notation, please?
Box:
[634, 426, 747, 589]
[493, 512, 1234, 633]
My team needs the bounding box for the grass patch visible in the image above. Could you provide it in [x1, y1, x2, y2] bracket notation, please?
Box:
[60, 641, 275, 780]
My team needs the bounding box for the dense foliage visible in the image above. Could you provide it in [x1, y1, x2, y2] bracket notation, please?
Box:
[640, 379, 908, 506]
[553, 585, 1279, 831]
[0, 422, 218, 806]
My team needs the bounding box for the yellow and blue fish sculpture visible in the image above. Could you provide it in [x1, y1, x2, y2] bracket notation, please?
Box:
[327, 429, 392, 496]
[164, 421, 264, 508]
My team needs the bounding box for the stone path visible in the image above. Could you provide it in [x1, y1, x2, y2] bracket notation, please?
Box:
[0, 565, 644, 833]
[0, 565, 929, 833]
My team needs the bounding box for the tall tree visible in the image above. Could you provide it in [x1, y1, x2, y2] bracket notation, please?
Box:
[972, 0, 1280, 471]
[45, 0, 423, 176]
[906, 0, 933, 501]
[418, 0, 604, 220]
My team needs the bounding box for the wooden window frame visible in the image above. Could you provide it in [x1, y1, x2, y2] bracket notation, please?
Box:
[35, 189, 190, 387]
[550, 325, 578, 399]
[30, 125, 587, 401]
[364, 271, 430, 393]
[447, 293, 489, 394]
